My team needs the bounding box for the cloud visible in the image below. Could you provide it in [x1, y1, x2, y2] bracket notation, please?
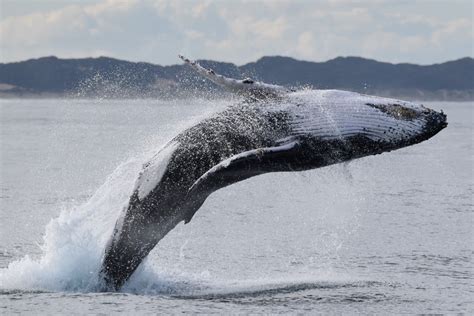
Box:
[431, 18, 473, 45]
[296, 31, 315, 59]
[1, 0, 472, 65]
[225, 16, 288, 41]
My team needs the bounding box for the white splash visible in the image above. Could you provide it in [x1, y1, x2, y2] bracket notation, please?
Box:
[0, 158, 143, 292]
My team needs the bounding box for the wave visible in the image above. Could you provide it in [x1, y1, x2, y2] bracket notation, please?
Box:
[0, 270, 381, 299]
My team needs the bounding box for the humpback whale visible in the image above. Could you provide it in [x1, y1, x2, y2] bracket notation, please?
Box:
[100, 55, 447, 290]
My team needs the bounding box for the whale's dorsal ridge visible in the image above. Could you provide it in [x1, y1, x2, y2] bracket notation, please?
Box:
[178, 54, 292, 100]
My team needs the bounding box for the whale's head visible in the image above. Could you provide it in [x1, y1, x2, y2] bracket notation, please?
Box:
[282, 90, 447, 164]
[361, 100, 447, 146]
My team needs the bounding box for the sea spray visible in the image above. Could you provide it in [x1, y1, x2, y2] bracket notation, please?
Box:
[0, 98, 231, 293]
[0, 158, 143, 292]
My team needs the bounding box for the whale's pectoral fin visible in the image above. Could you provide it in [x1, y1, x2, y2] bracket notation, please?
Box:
[182, 140, 300, 223]
[179, 54, 293, 100]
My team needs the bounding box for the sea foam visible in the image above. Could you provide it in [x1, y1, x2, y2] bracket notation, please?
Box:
[0, 158, 142, 292]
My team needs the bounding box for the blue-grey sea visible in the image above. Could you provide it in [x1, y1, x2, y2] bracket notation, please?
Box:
[0, 99, 472, 314]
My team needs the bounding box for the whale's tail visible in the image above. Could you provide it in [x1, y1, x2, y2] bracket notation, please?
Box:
[179, 54, 293, 100]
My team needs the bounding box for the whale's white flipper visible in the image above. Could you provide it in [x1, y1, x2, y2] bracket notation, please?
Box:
[179, 54, 293, 100]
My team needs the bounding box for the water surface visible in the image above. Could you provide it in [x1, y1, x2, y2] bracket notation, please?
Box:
[0, 99, 472, 314]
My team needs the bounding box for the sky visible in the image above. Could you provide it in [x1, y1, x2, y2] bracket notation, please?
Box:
[0, 0, 473, 65]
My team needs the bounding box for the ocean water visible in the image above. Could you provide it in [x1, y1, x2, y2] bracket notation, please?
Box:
[0, 99, 472, 314]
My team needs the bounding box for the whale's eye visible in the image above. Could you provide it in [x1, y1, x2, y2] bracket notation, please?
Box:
[242, 78, 254, 84]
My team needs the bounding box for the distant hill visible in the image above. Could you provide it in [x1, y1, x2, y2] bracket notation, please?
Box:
[0, 55, 473, 100]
